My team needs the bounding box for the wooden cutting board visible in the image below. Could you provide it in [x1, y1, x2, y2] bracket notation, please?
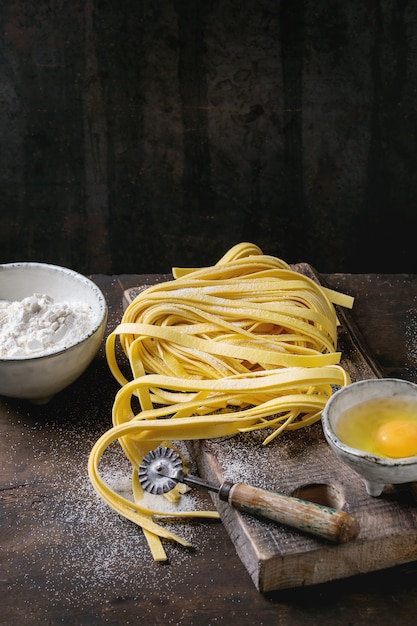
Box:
[123, 264, 417, 592]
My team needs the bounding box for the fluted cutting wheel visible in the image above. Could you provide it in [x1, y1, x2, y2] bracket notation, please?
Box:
[138, 446, 183, 495]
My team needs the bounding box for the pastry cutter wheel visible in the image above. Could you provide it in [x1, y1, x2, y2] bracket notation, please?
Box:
[139, 446, 360, 543]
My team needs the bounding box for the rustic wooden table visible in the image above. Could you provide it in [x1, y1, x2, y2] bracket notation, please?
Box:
[2, 272, 417, 625]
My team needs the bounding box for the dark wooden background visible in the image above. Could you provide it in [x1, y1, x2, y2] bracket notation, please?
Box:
[1, 1, 416, 275]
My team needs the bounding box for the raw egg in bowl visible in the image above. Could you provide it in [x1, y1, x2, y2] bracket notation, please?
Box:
[322, 378, 417, 496]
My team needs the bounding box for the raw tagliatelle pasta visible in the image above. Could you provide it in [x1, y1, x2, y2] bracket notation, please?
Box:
[88, 242, 353, 560]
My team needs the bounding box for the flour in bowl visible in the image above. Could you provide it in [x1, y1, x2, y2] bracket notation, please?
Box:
[0, 293, 96, 358]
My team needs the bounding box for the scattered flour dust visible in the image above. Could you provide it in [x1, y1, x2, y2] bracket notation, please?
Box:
[0, 293, 95, 358]
[405, 307, 417, 380]
[4, 422, 216, 609]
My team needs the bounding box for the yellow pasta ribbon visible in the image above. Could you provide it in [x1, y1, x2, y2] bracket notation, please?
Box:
[89, 242, 353, 560]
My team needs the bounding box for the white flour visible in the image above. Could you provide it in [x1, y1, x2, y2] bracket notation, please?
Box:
[0, 293, 95, 358]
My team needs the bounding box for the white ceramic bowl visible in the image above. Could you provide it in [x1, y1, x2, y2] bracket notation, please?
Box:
[322, 378, 417, 496]
[0, 262, 108, 404]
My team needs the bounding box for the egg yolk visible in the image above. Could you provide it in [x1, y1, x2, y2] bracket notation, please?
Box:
[375, 420, 417, 458]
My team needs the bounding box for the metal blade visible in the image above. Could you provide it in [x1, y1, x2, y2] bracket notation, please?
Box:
[138, 446, 184, 495]
[139, 446, 221, 495]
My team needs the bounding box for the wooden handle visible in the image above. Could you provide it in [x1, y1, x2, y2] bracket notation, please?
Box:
[226, 482, 360, 543]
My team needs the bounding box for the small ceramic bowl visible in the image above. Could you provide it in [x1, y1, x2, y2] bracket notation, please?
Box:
[0, 262, 108, 404]
[322, 378, 417, 496]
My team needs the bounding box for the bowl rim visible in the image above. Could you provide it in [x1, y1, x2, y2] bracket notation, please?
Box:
[0, 261, 108, 362]
[322, 378, 417, 467]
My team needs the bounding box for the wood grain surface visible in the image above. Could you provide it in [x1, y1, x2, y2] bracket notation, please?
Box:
[2, 2, 417, 276]
[123, 265, 415, 592]
[2, 272, 417, 625]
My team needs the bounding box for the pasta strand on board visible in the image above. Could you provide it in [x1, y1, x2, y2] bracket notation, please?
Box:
[89, 243, 353, 560]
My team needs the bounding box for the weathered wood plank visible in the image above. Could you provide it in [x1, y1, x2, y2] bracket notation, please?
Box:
[122, 265, 417, 591]
[2, 2, 417, 275]
[2, 272, 417, 623]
